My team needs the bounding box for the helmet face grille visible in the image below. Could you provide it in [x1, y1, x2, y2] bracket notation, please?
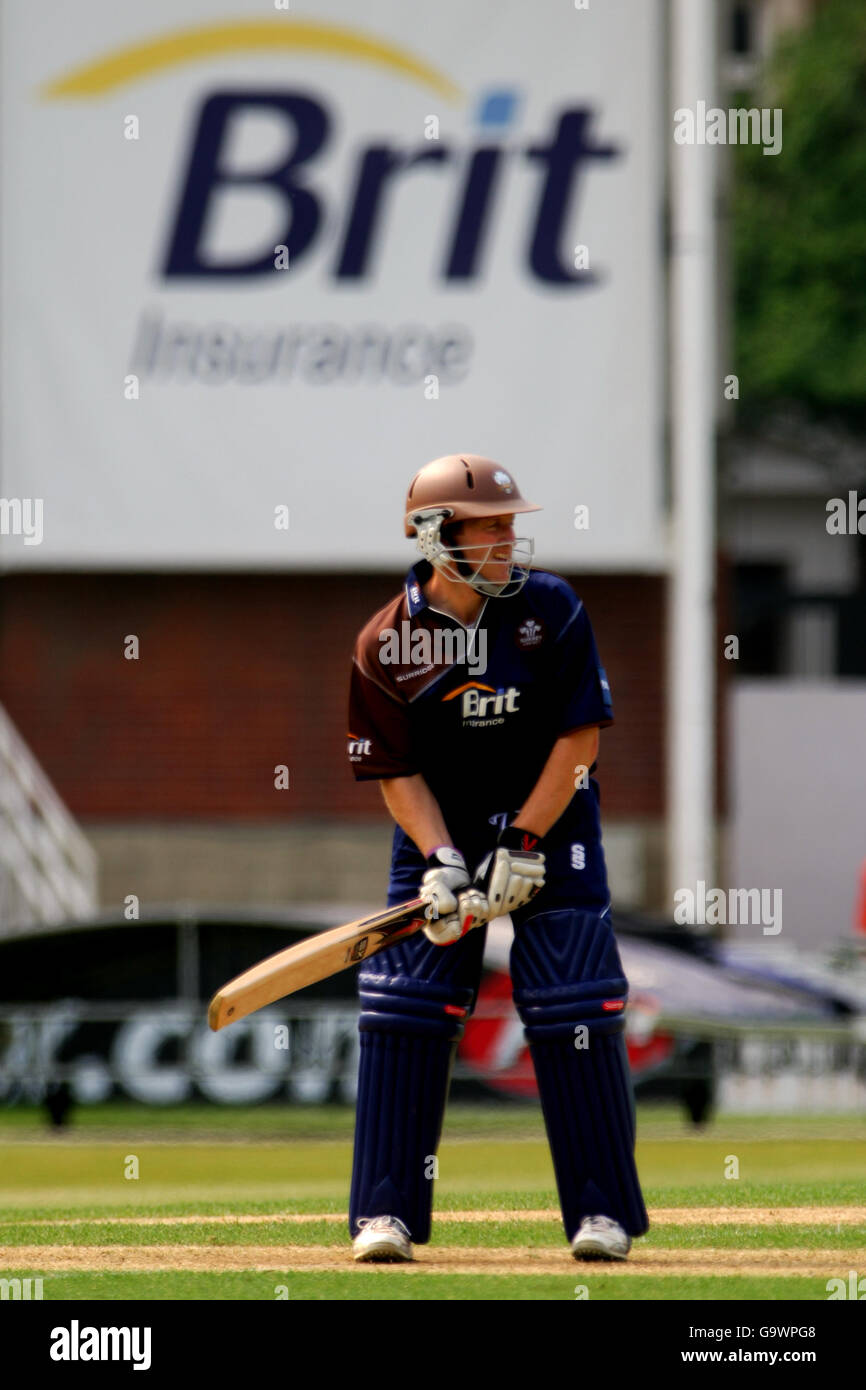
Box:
[413, 509, 534, 599]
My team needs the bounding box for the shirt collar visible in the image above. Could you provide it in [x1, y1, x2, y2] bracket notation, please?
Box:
[405, 560, 492, 635]
[405, 560, 433, 616]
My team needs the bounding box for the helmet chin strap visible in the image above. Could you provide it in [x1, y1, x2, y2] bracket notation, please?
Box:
[412, 511, 533, 598]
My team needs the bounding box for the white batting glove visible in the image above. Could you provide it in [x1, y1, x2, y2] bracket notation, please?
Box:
[420, 847, 472, 945]
[451, 884, 491, 935]
[470, 826, 546, 917]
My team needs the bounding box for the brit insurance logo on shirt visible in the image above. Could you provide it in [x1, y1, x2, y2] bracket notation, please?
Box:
[347, 731, 373, 761]
[442, 681, 520, 727]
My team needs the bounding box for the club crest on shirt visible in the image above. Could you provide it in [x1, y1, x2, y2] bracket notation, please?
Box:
[515, 616, 545, 649]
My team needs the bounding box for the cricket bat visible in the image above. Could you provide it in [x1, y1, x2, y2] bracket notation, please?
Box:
[208, 896, 428, 1031]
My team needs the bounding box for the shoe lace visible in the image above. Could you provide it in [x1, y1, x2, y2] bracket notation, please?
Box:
[582, 1216, 623, 1234]
[356, 1216, 411, 1236]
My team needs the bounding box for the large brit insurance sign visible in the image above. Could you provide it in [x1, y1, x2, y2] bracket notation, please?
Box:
[0, 0, 664, 571]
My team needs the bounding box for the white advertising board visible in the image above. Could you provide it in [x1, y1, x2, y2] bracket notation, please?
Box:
[0, 0, 664, 571]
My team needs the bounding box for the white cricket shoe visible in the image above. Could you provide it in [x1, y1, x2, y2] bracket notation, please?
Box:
[353, 1215, 413, 1263]
[571, 1215, 631, 1261]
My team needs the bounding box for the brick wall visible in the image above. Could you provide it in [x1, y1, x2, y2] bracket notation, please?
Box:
[0, 571, 680, 823]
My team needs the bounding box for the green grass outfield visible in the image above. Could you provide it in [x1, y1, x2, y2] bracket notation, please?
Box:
[0, 1105, 863, 1300]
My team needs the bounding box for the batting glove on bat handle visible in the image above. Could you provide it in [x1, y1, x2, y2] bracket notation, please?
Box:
[420, 846, 473, 946]
[471, 825, 546, 917]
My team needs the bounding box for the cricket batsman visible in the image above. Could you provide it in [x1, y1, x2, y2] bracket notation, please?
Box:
[346, 454, 649, 1262]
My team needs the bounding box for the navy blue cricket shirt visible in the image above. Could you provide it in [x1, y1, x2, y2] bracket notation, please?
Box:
[348, 561, 613, 859]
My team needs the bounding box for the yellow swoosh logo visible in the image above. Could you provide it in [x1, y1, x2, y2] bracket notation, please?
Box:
[443, 683, 497, 701]
[41, 19, 461, 101]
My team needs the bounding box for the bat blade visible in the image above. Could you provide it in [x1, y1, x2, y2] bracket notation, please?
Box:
[207, 897, 427, 1031]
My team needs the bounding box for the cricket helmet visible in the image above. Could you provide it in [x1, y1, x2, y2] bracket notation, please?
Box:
[404, 454, 541, 598]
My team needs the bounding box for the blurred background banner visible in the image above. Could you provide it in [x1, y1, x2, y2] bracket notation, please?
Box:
[4, 910, 861, 1115]
[1, 0, 663, 571]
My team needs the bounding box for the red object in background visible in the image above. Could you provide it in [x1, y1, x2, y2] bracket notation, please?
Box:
[855, 859, 866, 934]
[459, 971, 537, 1097]
[625, 1029, 675, 1073]
[459, 970, 675, 1098]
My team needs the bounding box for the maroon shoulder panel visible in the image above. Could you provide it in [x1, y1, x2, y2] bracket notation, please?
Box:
[348, 591, 416, 780]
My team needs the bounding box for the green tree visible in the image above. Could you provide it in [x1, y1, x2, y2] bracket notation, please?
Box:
[733, 0, 866, 423]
